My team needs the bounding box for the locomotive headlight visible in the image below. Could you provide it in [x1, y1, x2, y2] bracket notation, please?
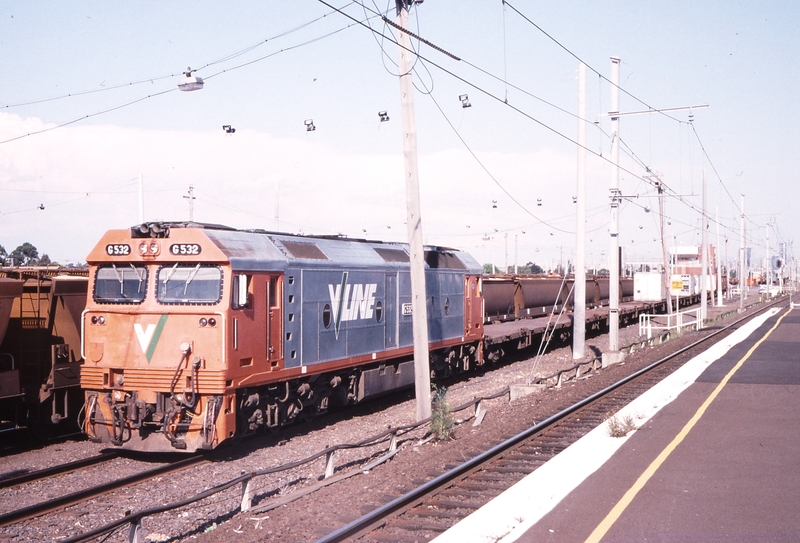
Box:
[139, 241, 149, 255]
[199, 318, 208, 327]
[149, 241, 160, 254]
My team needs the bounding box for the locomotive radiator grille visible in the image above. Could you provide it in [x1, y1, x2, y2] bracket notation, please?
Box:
[81, 366, 228, 394]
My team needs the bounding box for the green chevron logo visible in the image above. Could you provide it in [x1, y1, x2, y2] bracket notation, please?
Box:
[134, 314, 169, 363]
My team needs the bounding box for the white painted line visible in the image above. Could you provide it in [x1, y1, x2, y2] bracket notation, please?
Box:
[433, 308, 780, 543]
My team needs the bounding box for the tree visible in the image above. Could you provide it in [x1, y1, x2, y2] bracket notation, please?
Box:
[517, 262, 544, 275]
[10, 242, 39, 266]
[0, 245, 6, 265]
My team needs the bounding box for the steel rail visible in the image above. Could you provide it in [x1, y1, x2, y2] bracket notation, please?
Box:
[316, 297, 786, 542]
[0, 451, 119, 490]
[0, 455, 206, 527]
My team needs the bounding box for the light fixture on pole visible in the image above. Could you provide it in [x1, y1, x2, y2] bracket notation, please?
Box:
[222, 125, 235, 134]
[459, 94, 471, 108]
[304, 119, 316, 132]
[378, 111, 390, 122]
[177, 67, 204, 92]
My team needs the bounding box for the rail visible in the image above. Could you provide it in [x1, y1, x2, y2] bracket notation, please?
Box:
[639, 308, 702, 339]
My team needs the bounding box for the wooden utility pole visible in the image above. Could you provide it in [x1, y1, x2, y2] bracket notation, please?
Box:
[184, 184, 195, 222]
[396, 0, 430, 421]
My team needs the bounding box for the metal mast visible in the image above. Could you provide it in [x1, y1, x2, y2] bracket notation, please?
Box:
[605, 56, 623, 366]
[573, 62, 586, 359]
[740, 194, 746, 310]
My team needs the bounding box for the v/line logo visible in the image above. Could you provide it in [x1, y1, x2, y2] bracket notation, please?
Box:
[133, 314, 169, 362]
[328, 272, 378, 339]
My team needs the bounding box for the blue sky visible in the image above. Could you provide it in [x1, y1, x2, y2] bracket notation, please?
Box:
[1, 1, 797, 271]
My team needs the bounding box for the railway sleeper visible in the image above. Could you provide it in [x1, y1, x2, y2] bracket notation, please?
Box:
[428, 499, 484, 511]
[407, 508, 465, 519]
[387, 519, 452, 532]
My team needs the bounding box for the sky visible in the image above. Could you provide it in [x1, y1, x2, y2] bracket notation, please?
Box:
[0, 1, 798, 271]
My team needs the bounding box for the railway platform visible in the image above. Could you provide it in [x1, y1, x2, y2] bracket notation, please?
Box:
[436, 295, 800, 542]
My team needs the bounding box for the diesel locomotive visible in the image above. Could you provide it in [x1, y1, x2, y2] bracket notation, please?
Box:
[81, 222, 484, 452]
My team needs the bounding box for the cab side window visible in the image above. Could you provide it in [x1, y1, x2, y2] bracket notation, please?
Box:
[231, 273, 252, 309]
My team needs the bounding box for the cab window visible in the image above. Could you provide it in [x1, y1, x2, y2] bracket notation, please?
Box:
[231, 273, 251, 309]
[157, 264, 222, 305]
[94, 264, 148, 304]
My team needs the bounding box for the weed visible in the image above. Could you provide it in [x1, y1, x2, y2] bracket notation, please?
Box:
[607, 414, 637, 437]
[430, 385, 455, 441]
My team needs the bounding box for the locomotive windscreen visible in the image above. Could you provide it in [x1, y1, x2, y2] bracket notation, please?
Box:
[156, 264, 222, 304]
[93, 264, 148, 304]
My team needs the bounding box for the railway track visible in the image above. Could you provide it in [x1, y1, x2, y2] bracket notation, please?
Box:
[0, 453, 207, 527]
[0, 451, 119, 490]
[317, 299, 784, 543]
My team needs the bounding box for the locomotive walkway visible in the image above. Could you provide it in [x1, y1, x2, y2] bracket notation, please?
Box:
[436, 293, 800, 542]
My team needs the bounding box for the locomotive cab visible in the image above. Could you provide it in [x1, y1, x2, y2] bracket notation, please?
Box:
[82, 223, 285, 451]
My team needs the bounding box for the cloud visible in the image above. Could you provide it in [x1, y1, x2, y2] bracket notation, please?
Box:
[0, 112, 587, 266]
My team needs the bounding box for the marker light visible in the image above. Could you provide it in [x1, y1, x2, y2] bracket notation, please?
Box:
[139, 241, 160, 257]
[199, 318, 208, 327]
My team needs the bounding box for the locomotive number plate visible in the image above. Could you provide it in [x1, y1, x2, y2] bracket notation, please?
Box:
[106, 244, 131, 256]
[170, 243, 202, 256]
[402, 303, 413, 316]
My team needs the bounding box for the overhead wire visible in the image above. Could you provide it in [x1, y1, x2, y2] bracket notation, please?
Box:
[0, 2, 356, 111]
[337, 0, 747, 257]
[0, 6, 376, 146]
[501, 0, 696, 125]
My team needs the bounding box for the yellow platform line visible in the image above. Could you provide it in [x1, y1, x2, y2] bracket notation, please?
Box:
[584, 307, 792, 543]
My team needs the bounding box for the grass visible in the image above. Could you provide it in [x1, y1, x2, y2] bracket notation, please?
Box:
[607, 414, 637, 437]
[430, 385, 455, 441]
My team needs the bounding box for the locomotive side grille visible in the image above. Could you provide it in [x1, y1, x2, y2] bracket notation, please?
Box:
[81, 366, 227, 393]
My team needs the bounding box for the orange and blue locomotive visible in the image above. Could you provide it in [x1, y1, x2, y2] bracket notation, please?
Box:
[81, 222, 484, 452]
